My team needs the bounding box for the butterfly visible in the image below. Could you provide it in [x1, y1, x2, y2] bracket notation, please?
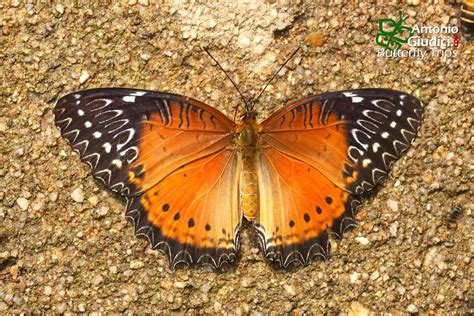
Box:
[54, 53, 423, 269]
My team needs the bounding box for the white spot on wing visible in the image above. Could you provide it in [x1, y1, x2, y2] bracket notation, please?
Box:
[382, 132, 389, 138]
[103, 142, 111, 153]
[77, 109, 84, 116]
[93, 131, 102, 138]
[112, 159, 123, 169]
[373, 142, 380, 153]
[74, 94, 81, 99]
[390, 121, 397, 128]
[396, 109, 402, 117]
[84, 121, 92, 128]
[130, 91, 147, 96]
[362, 158, 372, 167]
[352, 97, 363, 103]
[123, 95, 136, 102]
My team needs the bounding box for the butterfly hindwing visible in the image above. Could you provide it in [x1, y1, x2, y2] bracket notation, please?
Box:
[257, 89, 423, 267]
[55, 88, 242, 268]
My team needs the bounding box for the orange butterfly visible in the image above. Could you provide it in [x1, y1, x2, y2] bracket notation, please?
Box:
[54, 53, 423, 269]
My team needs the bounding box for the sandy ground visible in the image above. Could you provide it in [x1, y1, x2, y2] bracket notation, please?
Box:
[1, 1, 472, 314]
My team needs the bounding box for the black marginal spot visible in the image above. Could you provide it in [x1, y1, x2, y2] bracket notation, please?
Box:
[210, 116, 217, 128]
[153, 191, 158, 196]
[188, 218, 195, 227]
[185, 103, 191, 128]
[289, 220, 295, 228]
[289, 109, 296, 128]
[198, 109, 206, 129]
[304, 213, 310, 222]
[174, 212, 180, 221]
[205, 224, 211, 231]
[309, 102, 314, 128]
[316, 206, 322, 214]
[183, 173, 187, 177]
[162, 203, 170, 212]
[178, 101, 184, 128]
[325, 196, 333, 204]
[303, 104, 308, 129]
[222, 228, 226, 234]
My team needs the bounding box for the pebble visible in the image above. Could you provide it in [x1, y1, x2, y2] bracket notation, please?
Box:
[16, 197, 29, 210]
[160, 280, 173, 290]
[238, 34, 251, 48]
[138, 0, 149, 5]
[387, 200, 398, 212]
[48, 192, 59, 202]
[407, 304, 418, 313]
[349, 272, 360, 283]
[44, 285, 53, 296]
[348, 301, 373, 316]
[0, 302, 7, 311]
[200, 283, 212, 293]
[71, 188, 84, 203]
[87, 195, 99, 206]
[55, 4, 64, 14]
[306, 32, 326, 47]
[355, 236, 370, 245]
[369, 270, 380, 281]
[174, 281, 186, 289]
[283, 284, 296, 297]
[79, 70, 90, 84]
[129, 260, 144, 269]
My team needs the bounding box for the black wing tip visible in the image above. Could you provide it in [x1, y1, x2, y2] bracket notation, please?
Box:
[125, 197, 239, 270]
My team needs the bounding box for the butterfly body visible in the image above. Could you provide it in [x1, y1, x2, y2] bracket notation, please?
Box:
[237, 112, 260, 221]
[55, 87, 423, 268]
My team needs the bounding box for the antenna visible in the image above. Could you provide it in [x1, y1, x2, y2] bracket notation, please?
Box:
[203, 47, 249, 109]
[251, 47, 301, 110]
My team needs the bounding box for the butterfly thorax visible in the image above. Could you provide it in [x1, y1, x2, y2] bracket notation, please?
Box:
[237, 115, 260, 221]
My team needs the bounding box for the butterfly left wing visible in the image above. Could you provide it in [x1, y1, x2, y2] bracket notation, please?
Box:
[54, 88, 242, 268]
[256, 89, 423, 267]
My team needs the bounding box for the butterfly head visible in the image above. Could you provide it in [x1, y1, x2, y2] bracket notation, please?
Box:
[239, 109, 258, 124]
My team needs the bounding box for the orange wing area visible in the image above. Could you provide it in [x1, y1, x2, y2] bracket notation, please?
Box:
[256, 89, 423, 267]
[126, 148, 242, 268]
[54, 88, 242, 268]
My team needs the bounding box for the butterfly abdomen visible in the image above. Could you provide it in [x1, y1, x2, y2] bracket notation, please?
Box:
[240, 163, 259, 221]
[238, 122, 260, 221]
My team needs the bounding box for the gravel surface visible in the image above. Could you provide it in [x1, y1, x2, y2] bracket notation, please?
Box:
[1, 1, 472, 314]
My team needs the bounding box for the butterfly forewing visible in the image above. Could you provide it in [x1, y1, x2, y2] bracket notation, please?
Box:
[256, 89, 423, 267]
[54, 88, 242, 268]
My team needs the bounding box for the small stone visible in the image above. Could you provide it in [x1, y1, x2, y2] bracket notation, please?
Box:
[0, 122, 7, 132]
[140, 53, 151, 61]
[55, 4, 64, 14]
[348, 301, 373, 316]
[55, 303, 66, 314]
[283, 284, 296, 297]
[138, 0, 149, 5]
[87, 195, 99, 206]
[238, 35, 251, 48]
[306, 32, 326, 47]
[355, 236, 370, 245]
[349, 272, 360, 283]
[160, 280, 173, 290]
[16, 197, 29, 210]
[387, 199, 398, 212]
[44, 285, 53, 296]
[109, 266, 118, 274]
[174, 281, 186, 289]
[71, 188, 84, 203]
[79, 70, 90, 84]
[209, 19, 217, 28]
[200, 283, 212, 293]
[0, 302, 7, 311]
[48, 192, 59, 202]
[370, 270, 380, 281]
[92, 274, 104, 286]
[407, 304, 418, 313]
[130, 260, 144, 269]
[11, 0, 20, 7]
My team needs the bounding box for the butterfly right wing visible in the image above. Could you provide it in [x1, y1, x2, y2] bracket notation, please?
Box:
[55, 88, 242, 268]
